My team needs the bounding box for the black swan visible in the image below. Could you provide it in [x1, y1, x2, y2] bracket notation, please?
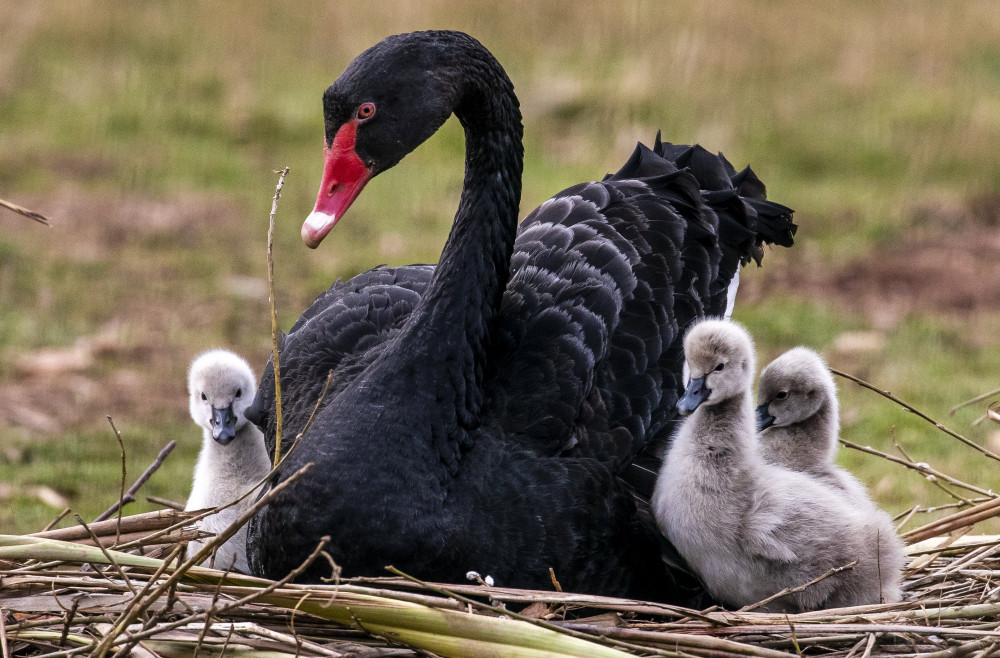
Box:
[652, 320, 904, 610]
[185, 349, 269, 573]
[245, 30, 795, 601]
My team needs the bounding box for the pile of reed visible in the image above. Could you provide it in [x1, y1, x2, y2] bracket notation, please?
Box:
[3, 500, 1000, 657]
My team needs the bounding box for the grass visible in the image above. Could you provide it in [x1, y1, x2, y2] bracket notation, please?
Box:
[2, 1, 1000, 533]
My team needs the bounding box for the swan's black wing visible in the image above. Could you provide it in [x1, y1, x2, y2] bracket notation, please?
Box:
[246, 264, 433, 460]
[484, 137, 795, 473]
[483, 168, 690, 467]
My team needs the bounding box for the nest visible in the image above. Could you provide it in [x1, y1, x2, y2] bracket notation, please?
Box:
[3, 501, 1000, 658]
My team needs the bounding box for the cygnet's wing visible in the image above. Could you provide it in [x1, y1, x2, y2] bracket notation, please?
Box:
[739, 485, 800, 563]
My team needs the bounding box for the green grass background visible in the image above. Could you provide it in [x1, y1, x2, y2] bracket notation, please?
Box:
[2, 1, 1000, 533]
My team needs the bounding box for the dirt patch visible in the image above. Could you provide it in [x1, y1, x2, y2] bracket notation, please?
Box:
[743, 197, 1000, 328]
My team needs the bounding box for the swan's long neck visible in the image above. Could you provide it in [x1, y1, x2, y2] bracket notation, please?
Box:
[390, 52, 523, 426]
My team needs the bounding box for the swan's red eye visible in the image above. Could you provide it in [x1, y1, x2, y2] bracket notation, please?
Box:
[357, 103, 376, 120]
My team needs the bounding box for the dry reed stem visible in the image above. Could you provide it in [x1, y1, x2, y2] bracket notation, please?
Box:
[0, 608, 8, 658]
[32, 510, 190, 542]
[0, 196, 51, 225]
[905, 498, 1000, 544]
[105, 417, 126, 544]
[267, 166, 290, 468]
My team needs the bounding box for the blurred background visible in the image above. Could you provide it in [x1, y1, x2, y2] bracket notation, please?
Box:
[2, 1, 999, 532]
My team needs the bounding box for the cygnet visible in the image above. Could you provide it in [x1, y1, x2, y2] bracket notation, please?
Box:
[185, 349, 270, 573]
[653, 319, 904, 611]
[756, 347, 869, 504]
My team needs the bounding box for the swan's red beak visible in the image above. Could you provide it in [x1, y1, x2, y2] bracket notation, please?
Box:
[302, 120, 374, 248]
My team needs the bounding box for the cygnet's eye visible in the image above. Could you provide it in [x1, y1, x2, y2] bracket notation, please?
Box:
[714, 362, 725, 372]
[201, 392, 207, 401]
[236, 388, 242, 398]
[775, 390, 789, 400]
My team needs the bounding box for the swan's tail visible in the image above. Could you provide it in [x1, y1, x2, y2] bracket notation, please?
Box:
[612, 134, 797, 498]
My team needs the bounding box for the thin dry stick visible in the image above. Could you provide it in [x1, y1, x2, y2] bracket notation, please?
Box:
[0, 196, 51, 225]
[893, 427, 975, 505]
[297, 371, 333, 441]
[107, 417, 127, 545]
[738, 561, 858, 612]
[894, 506, 920, 531]
[268, 166, 290, 468]
[831, 368, 1000, 464]
[71, 515, 138, 597]
[144, 496, 184, 512]
[108, 536, 331, 652]
[217, 624, 236, 658]
[95, 441, 177, 523]
[951, 388, 1000, 416]
[57, 598, 80, 648]
[840, 439, 996, 499]
[241, 624, 341, 658]
[91, 463, 314, 658]
[42, 508, 72, 533]
[193, 558, 236, 658]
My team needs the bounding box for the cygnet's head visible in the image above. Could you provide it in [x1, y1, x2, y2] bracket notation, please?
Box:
[678, 319, 756, 414]
[756, 347, 837, 431]
[188, 350, 258, 445]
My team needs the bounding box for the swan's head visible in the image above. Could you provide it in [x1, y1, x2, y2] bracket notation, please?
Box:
[304, 30, 513, 248]
[678, 319, 756, 414]
[756, 347, 837, 431]
[188, 350, 257, 446]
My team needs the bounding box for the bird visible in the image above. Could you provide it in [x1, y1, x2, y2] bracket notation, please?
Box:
[185, 349, 270, 574]
[756, 347, 871, 503]
[653, 319, 904, 611]
[244, 30, 795, 601]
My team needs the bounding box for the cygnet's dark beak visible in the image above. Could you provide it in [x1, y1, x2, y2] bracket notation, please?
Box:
[677, 376, 710, 415]
[756, 403, 775, 431]
[212, 405, 237, 445]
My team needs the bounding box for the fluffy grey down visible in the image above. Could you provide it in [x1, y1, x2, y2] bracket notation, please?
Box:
[653, 320, 904, 611]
